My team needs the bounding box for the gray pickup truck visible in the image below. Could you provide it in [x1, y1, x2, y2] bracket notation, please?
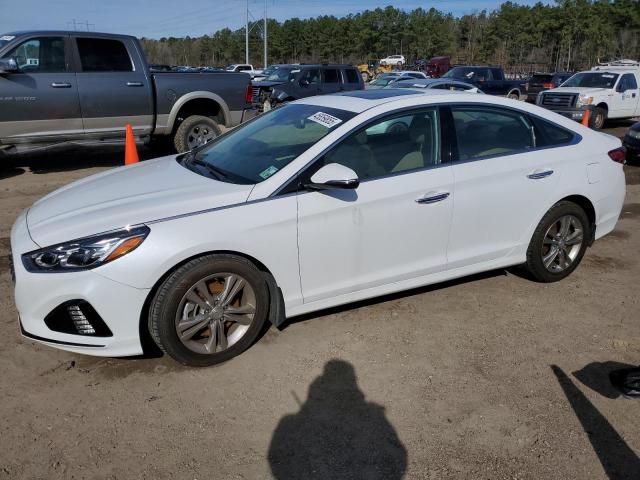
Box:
[0, 31, 255, 155]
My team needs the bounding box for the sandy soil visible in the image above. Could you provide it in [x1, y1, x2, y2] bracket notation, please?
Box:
[0, 123, 639, 479]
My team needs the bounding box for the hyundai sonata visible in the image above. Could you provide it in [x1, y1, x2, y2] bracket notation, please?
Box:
[11, 90, 626, 366]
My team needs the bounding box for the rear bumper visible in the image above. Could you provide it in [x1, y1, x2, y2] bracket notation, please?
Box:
[623, 135, 640, 163]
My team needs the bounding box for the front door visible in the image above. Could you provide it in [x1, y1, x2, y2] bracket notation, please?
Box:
[612, 73, 640, 118]
[73, 36, 154, 137]
[297, 108, 454, 304]
[0, 35, 82, 142]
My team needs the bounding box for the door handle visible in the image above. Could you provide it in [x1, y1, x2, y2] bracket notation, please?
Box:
[527, 169, 554, 180]
[415, 192, 450, 204]
[126, 81, 143, 87]
[50, 82, 72, 88]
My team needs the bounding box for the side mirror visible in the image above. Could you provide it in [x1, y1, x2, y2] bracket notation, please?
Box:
[616, 84, 627, 93]
[299, 79, 310, 87]
[0, 57, 19, 74]
[305, 163, 359, 191]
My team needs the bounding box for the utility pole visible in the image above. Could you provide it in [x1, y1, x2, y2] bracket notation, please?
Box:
[245, 0, 250, 64]
[263, 0, 268, 68]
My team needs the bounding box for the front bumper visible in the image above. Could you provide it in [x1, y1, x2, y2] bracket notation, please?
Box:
[10, 211, 150, 357]
[540, 105, 591, 122]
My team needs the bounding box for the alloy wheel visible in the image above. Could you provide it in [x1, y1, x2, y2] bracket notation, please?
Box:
[541, 214, 584, 273]
[175, 273, 256, 354]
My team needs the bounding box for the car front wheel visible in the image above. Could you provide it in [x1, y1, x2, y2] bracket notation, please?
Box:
[525, 201, 590, 282]
[149, 254, 270, 366]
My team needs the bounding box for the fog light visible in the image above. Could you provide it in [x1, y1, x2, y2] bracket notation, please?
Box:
[67, 305, 95, 335]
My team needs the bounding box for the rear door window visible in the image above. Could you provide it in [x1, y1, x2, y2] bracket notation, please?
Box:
[344, 69, 359, 84]
[76, 38, 132, 72]
[8, 36, 67, 73]
[529, 116, 575, 146]
[451, 106, 534, 160]
[323, 68, 340, 83]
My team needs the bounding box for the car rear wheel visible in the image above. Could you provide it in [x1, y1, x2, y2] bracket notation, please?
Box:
[174, 115, 221, 153]
[525, 201, 590, 282]
[149, 254, 270, 366]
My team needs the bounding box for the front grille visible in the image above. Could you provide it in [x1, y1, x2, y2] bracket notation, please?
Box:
[541, 92, 577, 108]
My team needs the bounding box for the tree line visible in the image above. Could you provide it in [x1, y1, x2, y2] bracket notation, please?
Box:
[141, 0, 640, 74]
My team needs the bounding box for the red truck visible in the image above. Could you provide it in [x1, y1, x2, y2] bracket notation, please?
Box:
[415, 56, 451, 78]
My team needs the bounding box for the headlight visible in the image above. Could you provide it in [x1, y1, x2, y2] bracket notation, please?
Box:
[576, 94, 593, 108]
[22, 226, 149, 272]
[627, 129, 640, 140]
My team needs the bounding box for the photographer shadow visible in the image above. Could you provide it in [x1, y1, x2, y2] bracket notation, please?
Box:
[268, 359, 407, 480]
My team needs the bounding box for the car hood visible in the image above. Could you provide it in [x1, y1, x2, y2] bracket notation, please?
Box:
[544, 87, 610, 96]
[26, 155, 254, 247]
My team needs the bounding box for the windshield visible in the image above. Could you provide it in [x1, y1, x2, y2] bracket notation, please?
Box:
[562, 72, 619, 88]
[443, 67, 477, 79]
[225, 65, 237, 71]
[188, 104, 356, 184]
[370, 77, 397, 86]
[265, 68, 297, 82]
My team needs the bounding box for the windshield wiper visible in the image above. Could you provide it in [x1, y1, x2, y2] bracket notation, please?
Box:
[182, 151, 228, 181]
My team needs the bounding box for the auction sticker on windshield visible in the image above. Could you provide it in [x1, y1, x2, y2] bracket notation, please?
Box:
[308, 112, 343, 128]
[259, 165, 279, 179]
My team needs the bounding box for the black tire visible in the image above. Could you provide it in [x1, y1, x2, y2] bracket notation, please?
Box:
[589, 107, 606, 130]
[525, 201, 591, 283]
[173, 115, 221, 153]
[149, 254, 270, 367]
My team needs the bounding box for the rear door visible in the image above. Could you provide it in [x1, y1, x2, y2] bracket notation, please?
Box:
[445, 104, 570, 268]
[319, 67, 342, 95]
[0, 35, 82, 141]
[73, 36, 154, 137]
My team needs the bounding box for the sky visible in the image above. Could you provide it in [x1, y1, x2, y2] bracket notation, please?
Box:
[0, 0, 545, 39]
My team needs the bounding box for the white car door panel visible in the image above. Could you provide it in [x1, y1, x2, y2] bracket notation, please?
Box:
[297, 167, 454, 303]
[448, 153, 561, 268]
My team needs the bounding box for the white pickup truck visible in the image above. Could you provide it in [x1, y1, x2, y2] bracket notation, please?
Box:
[536, 60, 640, 129]
[225, 64, 263, 78]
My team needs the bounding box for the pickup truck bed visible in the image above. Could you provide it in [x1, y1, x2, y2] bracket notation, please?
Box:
[0, 30, 255, 154]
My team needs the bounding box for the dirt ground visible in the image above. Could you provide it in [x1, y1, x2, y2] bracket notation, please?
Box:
[1, 121, 639, 479]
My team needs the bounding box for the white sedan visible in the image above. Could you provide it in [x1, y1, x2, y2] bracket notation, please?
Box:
[11, 90, 626, 366]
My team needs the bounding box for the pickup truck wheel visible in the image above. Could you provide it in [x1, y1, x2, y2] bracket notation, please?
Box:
[508, 91, 520, 100]
[589, 107, 606, 130]
[361, 72, 370, 82]
[174, 115, 221, 153]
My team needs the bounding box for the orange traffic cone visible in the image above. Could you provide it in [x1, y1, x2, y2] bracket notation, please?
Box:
[124, 124, 139, 165]
[581, 109, 590, 128]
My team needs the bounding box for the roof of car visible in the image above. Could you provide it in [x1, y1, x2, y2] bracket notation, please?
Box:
[2, 30, 137, 41]
[296, 88, 453, 113]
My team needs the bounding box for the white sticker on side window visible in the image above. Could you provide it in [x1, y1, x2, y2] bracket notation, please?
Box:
[0, 35, 15, 41]
[308, 112, 343, 128]
[602, 74, 615, 78]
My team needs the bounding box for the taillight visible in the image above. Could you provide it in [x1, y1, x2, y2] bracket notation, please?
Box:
[608, 147, 626, 164]
[245, 83, 253, 104]
[543, 82, 554, 88]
